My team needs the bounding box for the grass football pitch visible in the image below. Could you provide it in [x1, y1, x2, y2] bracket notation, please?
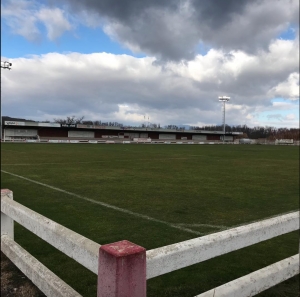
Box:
[1, 143, 299, 297]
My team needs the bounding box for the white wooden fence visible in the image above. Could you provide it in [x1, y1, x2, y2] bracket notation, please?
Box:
[1, 189, 299, 297]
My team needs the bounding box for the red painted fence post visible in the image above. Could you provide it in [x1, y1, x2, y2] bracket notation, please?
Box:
[97, 240, 146, 297]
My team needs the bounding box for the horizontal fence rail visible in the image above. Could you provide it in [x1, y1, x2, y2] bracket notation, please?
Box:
[1, 194, 100, 274]
[195, 254, 299, 297]
[146, 211, 299, 279]
[1, 235, 82, 297]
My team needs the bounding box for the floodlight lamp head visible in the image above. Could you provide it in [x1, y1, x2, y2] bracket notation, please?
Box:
[1, 61, 12, 70]
[218, 96, 230, 102]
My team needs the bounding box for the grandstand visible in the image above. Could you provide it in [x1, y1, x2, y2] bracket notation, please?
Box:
[2, 118, 242, 143]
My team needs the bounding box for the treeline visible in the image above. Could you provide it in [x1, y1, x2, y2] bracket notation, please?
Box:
[164, 124, 184, 130]
[53, 116, 164, 129]
[83, 121, 123, 127]
[140, 123, 161, 128]
[190, 125, 300, 140]
[53, 116, 123, 127]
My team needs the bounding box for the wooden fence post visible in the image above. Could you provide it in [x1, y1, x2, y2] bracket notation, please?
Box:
[1, 189, 14, 239]
[97, 240, 146, 297]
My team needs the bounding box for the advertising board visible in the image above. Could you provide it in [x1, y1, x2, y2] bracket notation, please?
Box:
[4, 121, 25, 126]
[4, 121, 61, 128]
[61, 124, 76, 128]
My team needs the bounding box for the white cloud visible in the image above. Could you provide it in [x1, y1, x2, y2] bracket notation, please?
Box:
[267, 114, 283, 121]
[1, 0, 41, 41]
[272, 101, 298, 110]
[258, 115, 299, 128]
[36, 8, 72, 41]
[268, 72, 299, 100]
[165, 38, 299, 103]
[1, 0, 72, 41]
[1, 37, 298, 128]
[285, 113, 295, 120]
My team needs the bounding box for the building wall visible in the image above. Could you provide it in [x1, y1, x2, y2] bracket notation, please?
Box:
[159, 134, 176, 140]
[207, 135, 221, 140]
[94, 130, 119, 138]
[68, 130, 95, 138]
[4, 126, 229, 141]
[147, 132, 159, 139]
[5, 128, 37, 137]
[192, 135, 207, 141]
[38, 128, 68, 137]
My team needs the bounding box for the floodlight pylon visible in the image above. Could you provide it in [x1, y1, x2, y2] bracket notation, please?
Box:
[218, 96, 230, 143]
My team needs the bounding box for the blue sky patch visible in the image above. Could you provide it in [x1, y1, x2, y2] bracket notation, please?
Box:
[1, 20, 145, 58]
[278, 25, 297, 40]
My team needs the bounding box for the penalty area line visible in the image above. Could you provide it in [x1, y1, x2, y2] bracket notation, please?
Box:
[1, 169, 202, 236]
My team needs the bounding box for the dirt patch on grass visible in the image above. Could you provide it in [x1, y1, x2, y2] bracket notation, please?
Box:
[1, 252, 46, 297]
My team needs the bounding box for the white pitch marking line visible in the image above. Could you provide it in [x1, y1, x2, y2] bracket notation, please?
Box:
[1, 157, 189, 166]
[178, 210, 300, 232]
[228, 209, 300, 229]
[1, 169, 202, 236]
[177, 223, 227, 229]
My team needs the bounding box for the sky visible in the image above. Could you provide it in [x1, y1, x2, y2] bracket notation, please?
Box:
[1, 0, 299, 128]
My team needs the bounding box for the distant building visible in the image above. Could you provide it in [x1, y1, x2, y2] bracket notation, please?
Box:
[1, 119, 242, 142]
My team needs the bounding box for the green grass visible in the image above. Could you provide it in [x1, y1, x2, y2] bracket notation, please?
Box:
[1, 143, 299, 297]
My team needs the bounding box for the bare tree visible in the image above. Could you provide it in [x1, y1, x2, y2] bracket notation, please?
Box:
[54, 116, 84, 124]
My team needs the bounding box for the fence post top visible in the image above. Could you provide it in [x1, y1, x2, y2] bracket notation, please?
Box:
[1, 189, 12, 197]
[100, 240, 146, 257]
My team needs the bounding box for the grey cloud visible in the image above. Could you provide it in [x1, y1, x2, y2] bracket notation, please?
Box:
[191, 0, 250, 29]
[57, 0, 298, 61]
[199, 0, 299, 53]
[57, 0, 176, 23]
[61, 0, 250, 32]
[104, 11, 198, 61]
